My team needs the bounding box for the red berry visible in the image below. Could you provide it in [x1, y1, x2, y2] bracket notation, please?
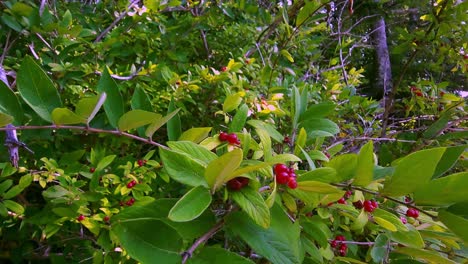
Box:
[90, 167, 95, 173]
[344, 190, 353, 199]
[406, 208, 419, 218]
[439, 91, 445, 97]
[283, 136, 291, 144]
[276, 172, 290, 184]
[226, 133, 240, 145]
[363, 200, 376, 213]
[337, 198, 346, 204]
[338, 248, 347, 256]
[176, 81, 181, 85]
[126, 197, 135, 206]
[339, 243, 347, 250]
[245, 59, 251, 64]
[415, 91, 423, 97]
[274, 164, 289, 174]
[400, 216, 407, 224]
[371, 200, 379, 208]
[103, 216, 110, 222]
[127, 180, 137, 188]
[335, 235, 345, 241]
[137, 159, 147, 167]
[221, 66, 227, 72]
[237, 177, 250, 187]
[287, 179, 298, 189]
[330, 240, 338, 248]
[288, 172, 297, 178]
[77, 215, 85, 221]
[227, 178, 243, 191]
[219, 132, 228, 141]
[405, 196, 411, 203]
[353, 200, 363, 209]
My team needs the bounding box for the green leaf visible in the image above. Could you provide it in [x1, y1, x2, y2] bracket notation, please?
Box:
[188, 247, 255, 264]
[112, 205, 183, 263]
[300, 102, 335, 120]
[96, 155, 116, 172]
[0, 203, 8, 217]
[168, 186, 212, 222]
[0, 179, 13, 193]
[96, 68, 125, 128]
[280, 49, 294, 62]
[42, 185, 70, 199]
[300, 118, 339, 138]
[374, 216, 397, 231]
[205, 148, 243, 192]
[297, 181, 344, 194]
[257, 128, 272, 161]
[389, 225, 424, 248]
[230, 104, 249, 133]
[1, 14, 23, 32]
[394, 247, 457, 264]
[118, 110, 162, 132]
[131, 87, 152, 111]
[75, 93, 106, 125]
[179, 127, 212, 143]
[160, 147, 207, 187]
[145, 108, 181, 138]
[414, 171, 468, 206]
[351, 209, 368, 231]
[229, 162, 272, 180]
[373, 208, 408, 231]
[223, 93, 243, 112]
[423, 111, 451, 139]
[167, 98, 182, 141]
[294, 128, 307, 156]
[3, 199, 24, 214]
[0, 113, 13, 127]
[298, 167, 337, 183]
[231, 187, 270, 228]
[326, 154, 358, 181]
[247, 120, 284, 142]
[268, 154, 302, 164]
[226, 204, 302, 264]
[0, 81, 23, 124]
[353, 141, 374, 187]
[167, 141, 218, 166]
[301, 217, 332, 248]
[296, 1, 319, 26]
[51, 108, 86, 125]
[371, 234, 390, 263]
[382, 148, 446, 196]
[439, 209, 468, 244]
[433, 145, 466, 178]
[17, 56, 62, 122]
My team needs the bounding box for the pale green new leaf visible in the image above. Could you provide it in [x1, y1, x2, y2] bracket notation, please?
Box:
[0, 112, 13, 127]
[52, 108, 86, 125]
[353, 141, 374, 187]
[145, 108, 180, 138]
[205, 148, 243, 192]
[179, 127, 212, 143]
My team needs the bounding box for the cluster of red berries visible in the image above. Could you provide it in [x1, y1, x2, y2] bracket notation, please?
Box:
[220, 66, 227, 72]
[353, 199, 379, 212]
[126, 180, 137, 188]
[335, 190, 353, 205]
[219, 132, 241, 145]
[77, 214, 85, 221]
[227, 177, 250, 191]
[406, 208, 419, 218]
[283, 136, 291, 144]
[274, 164, 297, 189]
[120, 197, 135, 207]
[137, 159, 147, 167]
[330, 235, 347, 256]
[410, 86, 424, 97]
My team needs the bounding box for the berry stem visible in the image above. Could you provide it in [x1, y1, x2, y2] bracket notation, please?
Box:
[332, 183, 438, 220]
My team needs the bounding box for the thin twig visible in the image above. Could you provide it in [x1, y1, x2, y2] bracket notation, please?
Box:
[181, 220, 225, 264]
[94, 0, 140, 43]
[0, 125, 167, 149]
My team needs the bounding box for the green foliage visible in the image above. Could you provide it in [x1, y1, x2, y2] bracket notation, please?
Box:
[0, 0, 466, 263]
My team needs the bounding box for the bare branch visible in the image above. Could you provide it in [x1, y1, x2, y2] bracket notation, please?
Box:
[94, 0, 140, 43]
[181, 220, 224, 264]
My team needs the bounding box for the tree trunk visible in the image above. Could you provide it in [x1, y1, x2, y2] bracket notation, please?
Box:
[373, 17, 393, 112]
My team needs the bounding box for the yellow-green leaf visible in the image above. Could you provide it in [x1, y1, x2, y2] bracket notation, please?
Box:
[374, 216, 397, 231]
[297, 181, 344, 194]
[52, 108, 86, 125]
[205, 148, 243, 192]
[168, 186, 212, 222]
[179, 127, 212, 143]
[118, 110, 162, 132]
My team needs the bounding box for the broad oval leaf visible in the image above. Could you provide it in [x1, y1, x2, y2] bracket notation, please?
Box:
[298, 167, 337, 183]
[145, 108, 181, 138]
[439, 209, 468, 244]
[414, 171, 468, 206]
[75, 93, 107, 124]
[300, 102, 336, 120]
[229, 104, 249, 133]
[389, 225, 424, 248]
[167, 141, 218, 166]
[3, 199, 24, 214]
[374, 216, 397, 231]
[118, 110, 162, 132]
[231, 187, 270, 228]
[382, 147, 446, 196]
[179, 127, 212, 143]
[297, 181, 344, 194]
[326, 154, 358, 182]
[205, 148, 243, 192]
[353, 141, 374, 187]
[160, 147, 208, 187]
[373, 208, 408, 231]
[226, 204, 302, 264]
[168, 186, 212, 222]
[17, 56, 62, 122]
[223, 93, 243, 112]
[52, 108, 86, 125]
[300, 118, 339, 138]
[0, 81, 23, 124]
[96, 67, 125, 128]
[394, 247, 457, 264]
[167, 98, 182, 141]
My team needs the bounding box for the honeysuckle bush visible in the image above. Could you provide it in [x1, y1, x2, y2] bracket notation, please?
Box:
[0, 0, 467, 263]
